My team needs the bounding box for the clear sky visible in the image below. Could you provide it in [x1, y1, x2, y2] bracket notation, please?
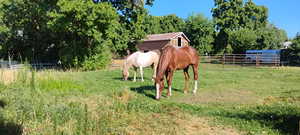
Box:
[146, 0, 300, 38]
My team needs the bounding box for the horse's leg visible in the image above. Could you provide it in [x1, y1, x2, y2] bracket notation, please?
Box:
[166, 70, 174, 97]
[183, 67, 190, 94]
[152, 63, 157, 82]
[192, 64, 199, 94]
[133, 67, 137, 82]
[139, 66, 144, 82]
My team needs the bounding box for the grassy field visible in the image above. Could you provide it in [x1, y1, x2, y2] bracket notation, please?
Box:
[0, 64, 300, 135]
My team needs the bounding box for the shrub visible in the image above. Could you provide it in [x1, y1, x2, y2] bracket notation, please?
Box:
[81, 45, 112, 71]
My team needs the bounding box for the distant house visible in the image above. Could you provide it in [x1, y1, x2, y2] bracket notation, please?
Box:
[137, 32, 190, 51]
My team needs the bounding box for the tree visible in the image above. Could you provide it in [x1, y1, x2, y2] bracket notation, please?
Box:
[159, 14, 185, 33]
[184, 13, 214, 54]
[143, 14, 185, 35]
[143, 15, 163, 34]
[0, 0, 59, 61]
[256, 24, 288, 50]
[228, 28, 257, 54]
[212, 0, 268, 54]
[48, 1, 122, 69]
[285, 33, 300, 65]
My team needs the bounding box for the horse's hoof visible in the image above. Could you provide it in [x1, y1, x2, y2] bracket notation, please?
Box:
[193, 90, 197, 95]
[184, 91, 187, 94]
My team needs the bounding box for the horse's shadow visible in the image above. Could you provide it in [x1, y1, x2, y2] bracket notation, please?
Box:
[130, 85, 182, 99]
[113, 77, 152, 81]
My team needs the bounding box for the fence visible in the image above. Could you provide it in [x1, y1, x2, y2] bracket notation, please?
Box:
[0, 61, 58, 70]
[201, 54, 282, 67]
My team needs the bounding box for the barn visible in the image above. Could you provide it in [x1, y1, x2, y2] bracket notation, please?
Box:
[137, 32, 190, 51]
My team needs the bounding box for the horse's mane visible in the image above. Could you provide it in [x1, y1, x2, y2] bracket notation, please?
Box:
[156, 46, 173, 81]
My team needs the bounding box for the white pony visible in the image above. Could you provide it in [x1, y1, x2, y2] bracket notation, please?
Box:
[122, 50, 160, 82]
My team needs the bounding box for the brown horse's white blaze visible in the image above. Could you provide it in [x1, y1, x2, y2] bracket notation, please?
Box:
[155, 46, 199, 100]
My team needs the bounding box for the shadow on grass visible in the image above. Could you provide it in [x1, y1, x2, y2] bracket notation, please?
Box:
[0, 100, 22, 135]
[113, 77, 154, 82]
[130, 85, 182, 99]
[218, 106, 300, 134]
[0, 120, 23, 135]
[0, 100, 7, 108]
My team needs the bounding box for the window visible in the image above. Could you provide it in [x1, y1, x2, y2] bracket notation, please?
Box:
[178, 37, 182, 47]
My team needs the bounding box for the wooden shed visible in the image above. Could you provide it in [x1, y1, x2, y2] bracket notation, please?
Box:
[137, 32, 190, 51]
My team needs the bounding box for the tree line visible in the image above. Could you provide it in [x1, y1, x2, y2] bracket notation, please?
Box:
[0, 0, 298, 69]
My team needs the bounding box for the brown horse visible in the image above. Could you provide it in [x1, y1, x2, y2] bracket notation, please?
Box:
[154, 45, 199, 100]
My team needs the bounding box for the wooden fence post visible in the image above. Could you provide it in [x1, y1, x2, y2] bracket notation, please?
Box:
[256, 54, 260, 67]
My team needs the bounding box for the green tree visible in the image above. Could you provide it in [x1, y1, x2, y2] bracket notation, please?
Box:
[143, 14, 185, 35]
[228, 28, 257, 54]
[184, 13, 214, 54]
[48, 1, 121, 68]
[0, 0, 58, 61]
[256, 24, 288, 50]
[285, 33, 300, 65]
[159, 14, 185, 33]
[143, 15, 163, 34]
[212, 0, 268, 54]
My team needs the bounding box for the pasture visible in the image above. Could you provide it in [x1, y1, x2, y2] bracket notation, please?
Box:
[0, 64, 300, 135]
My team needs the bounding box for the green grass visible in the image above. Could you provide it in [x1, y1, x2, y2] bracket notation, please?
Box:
[0, 64, 300, 135]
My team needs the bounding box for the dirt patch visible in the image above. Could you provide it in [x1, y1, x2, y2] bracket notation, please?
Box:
[180, 116, 241, 135]
[126, 111, 242, 135]
[263, 96, 300, 104]
[177, 90, 259, 105]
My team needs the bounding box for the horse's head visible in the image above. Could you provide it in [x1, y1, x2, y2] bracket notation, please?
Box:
[122, 69, 129, 81]
[154, 77, 164, 100]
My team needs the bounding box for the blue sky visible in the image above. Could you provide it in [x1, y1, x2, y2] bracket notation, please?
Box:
[146, 0, 300, 38]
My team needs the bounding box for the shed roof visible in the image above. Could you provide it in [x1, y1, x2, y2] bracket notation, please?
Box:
[143, 32, 190, 42]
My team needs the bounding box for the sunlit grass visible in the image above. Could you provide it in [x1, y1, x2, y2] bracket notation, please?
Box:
[0, 64, 299, 135]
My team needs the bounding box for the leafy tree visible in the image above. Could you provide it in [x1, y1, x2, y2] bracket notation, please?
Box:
[242, 0, 268, 29]
[0, 2, 10, 54]
[285, 33, 300, 65]
[143, 15, 163, 34]
[256, 24, 288, 50]
[48, 1, 121, 68]
[0, 0, 59, 61]
[159, 14, 185, 33]
[143, 14, 185, 35]
[96, 0, 155, 53]
[212, 0, 268, 54]
[184, 13, 214, 54]
[228, 28, 257, 54]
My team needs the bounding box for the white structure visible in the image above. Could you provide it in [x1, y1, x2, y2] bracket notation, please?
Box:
[245, 50, 281, 63]
[283, 41, 292, 49]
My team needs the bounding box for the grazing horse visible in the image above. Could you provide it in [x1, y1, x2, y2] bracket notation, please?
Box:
[154, 45, 199, 100]
[122, 50, 160, 82]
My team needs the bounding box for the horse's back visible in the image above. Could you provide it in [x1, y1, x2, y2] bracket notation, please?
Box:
[162, 46, 199, 69]
[132, 51, 160, 67]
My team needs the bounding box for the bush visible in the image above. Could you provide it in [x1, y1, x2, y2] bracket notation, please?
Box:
[81, 45, 112, 71]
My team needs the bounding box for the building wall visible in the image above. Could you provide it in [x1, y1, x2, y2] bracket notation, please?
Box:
[170, 35, 189, 47]
[137, 34, 190, 51]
